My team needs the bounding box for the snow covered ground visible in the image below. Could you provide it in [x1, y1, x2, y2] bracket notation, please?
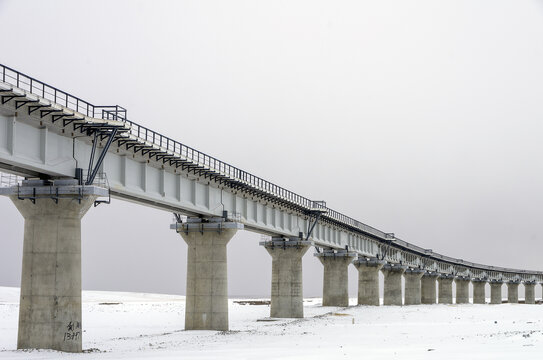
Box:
[1, 287, 542, 359]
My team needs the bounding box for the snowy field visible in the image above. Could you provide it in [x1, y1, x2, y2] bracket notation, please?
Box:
[1, 287, 542, 359]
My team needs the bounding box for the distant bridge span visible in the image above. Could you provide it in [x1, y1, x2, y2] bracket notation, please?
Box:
[0, 64, 540, 352]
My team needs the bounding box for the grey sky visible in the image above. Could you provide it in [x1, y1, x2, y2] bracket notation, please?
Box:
[0, 0, 542, 297]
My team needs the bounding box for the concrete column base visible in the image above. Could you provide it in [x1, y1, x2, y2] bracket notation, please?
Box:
[3, 180, 106, 352]
[489, 280, 504, 304]
[316, 250, 356, 307]
[438, 275, 454, 304]
[353, 258, 385, 306]
[404, 268, 425, 305]
[455, 277, 471, 304]
[382, 264, 407, 306]
[261, 238, 312, 318]
[524, 281, 536, 304]
[421, 272, 439, 304]
[472, 279, 487, 304]
[524, 282, 536, 304]
[507, 281, 520, 304]
[174, 217, 243, 331]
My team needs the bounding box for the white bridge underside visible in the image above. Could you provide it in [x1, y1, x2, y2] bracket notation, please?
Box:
[0, 83, 540, 283]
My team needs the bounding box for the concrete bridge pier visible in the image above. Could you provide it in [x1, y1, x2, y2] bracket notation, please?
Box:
[353, 258, 385, 306]
[173, 217, 243, 331]
[261, 237, 312, 318]
[1, 179, 107, 352]
[316, 249, 356, 307]
[524, 281, 536, 304]
[437, 274, 455, 304]
[454, 276, 471, 304]
[421, 272, 439, 304]
[507, 281, 520, 304]
[489, 280, 504, 304]
[404, 268, 425, 305]
[382, 264, 407, 306]
[472, 279, 487, 304]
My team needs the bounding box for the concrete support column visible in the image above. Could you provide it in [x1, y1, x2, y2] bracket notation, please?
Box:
[315, 250, 356, 307]
[2, 180, 106, 352]
[437, 274, 454, 304]
[524, 282, 536, 304]
[421, 272, 439, 304]
[261, 238, 312, 318]
[472, 279, 487, 304]
[382, 264, 407, 306]
[489, 280, 503, 304]
[173, 217, 243, 331]
[353, 258, 385, 306]
[455, 276, 471, 304]
[507, 281, 520, 304]
[404, 268, 425, 305]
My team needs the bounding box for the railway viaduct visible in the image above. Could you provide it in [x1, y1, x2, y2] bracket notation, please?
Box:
[0, 64, 541, 352]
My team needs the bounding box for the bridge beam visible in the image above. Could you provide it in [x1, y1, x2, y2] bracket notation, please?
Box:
[454, 276, 471, 304]
[404, 268, 425, 305]
[173, 217, 243, 331]
[261, 238, 312, 318]
[489, 280, 503, 304]
[1, 180, 106, 352]
[316, 250, 356, 307]
[421, 272, 439, 304]
[524, 281, 536, 304]
[472, 279, 487, 304]
[382, 264, 407, 306]
[353, 258, 384, 306]
[437, 274, 454, 304]
[507, 281, 520, 304]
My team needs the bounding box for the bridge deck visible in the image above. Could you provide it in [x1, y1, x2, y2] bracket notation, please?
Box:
[0, 63, 541, 282]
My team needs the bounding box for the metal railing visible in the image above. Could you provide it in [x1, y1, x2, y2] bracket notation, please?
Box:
[0, 64, 126, 120]
[0, 170, 108, 189]
[0, 172, 23, 188]
[81, 170, 109, 189]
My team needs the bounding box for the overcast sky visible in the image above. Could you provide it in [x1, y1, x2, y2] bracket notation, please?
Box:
[1, 0, 543, 297]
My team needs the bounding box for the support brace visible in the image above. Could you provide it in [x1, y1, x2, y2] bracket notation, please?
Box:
[86, 128, 117, 185]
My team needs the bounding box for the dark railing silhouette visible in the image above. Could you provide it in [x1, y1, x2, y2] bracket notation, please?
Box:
[1, 64, 126, 120]
[1, 63, 541, 277]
